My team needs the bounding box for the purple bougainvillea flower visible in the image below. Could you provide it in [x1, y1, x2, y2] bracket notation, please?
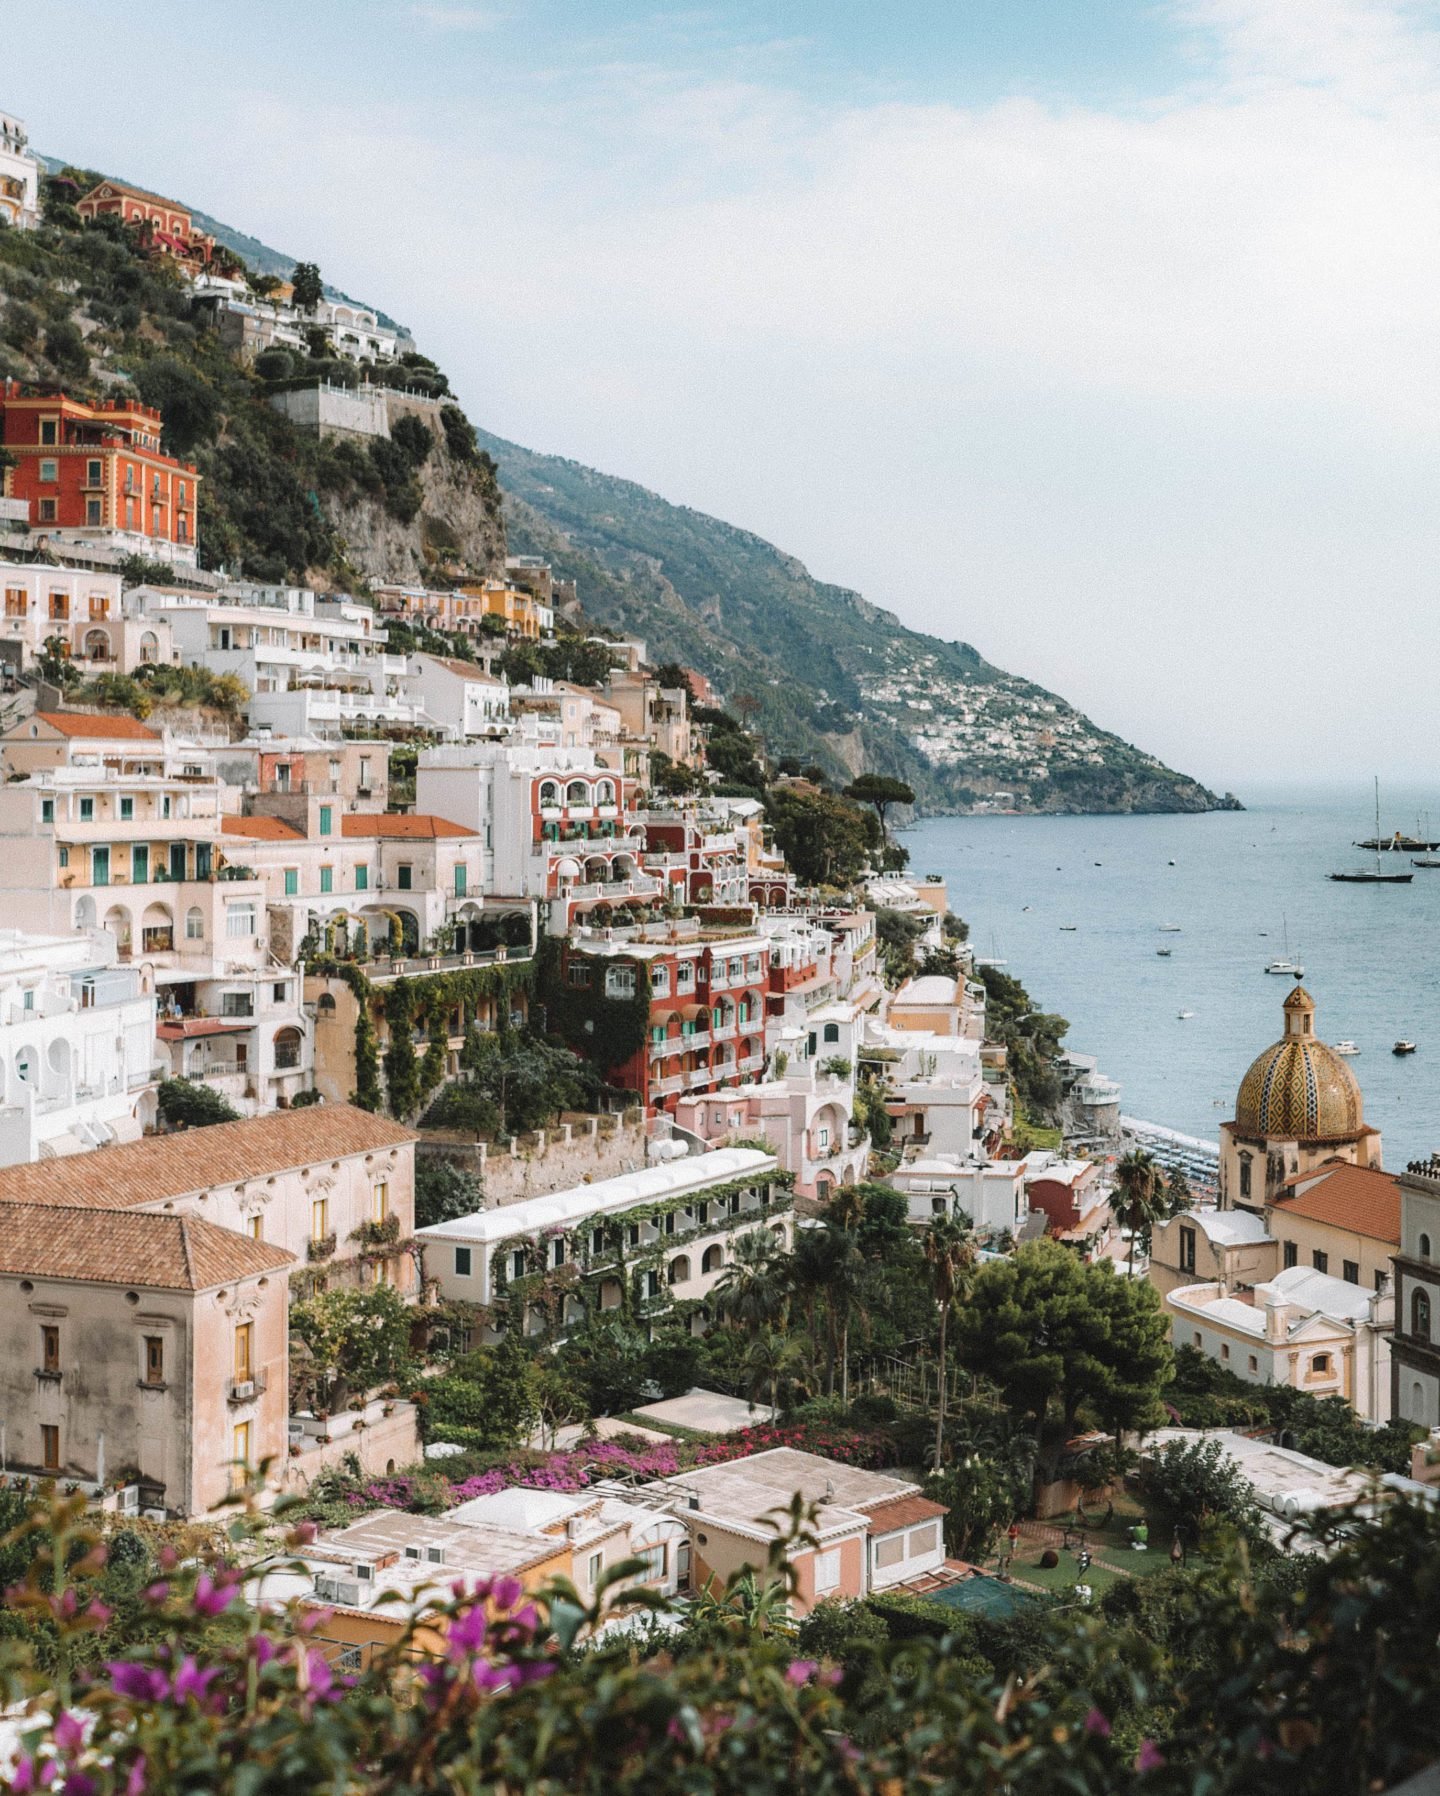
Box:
[251, 1635, 276, 1667]
[305, 1650, 336, 1702]
[192, 1574, 234, 1617]
[785, 1660, 819, 1686]
[124, 1756, 147, 1796]
[447, 1605, 489, 1659]
[52, 1712, 86, 1756]
[141, 1582, 169, 1607]
[107, 1662, 170, 1704]
[1136, 1740, 1166, 1773]
[1085, 1708, 1112, 1738]
[491, 1576, 523, 1611]
[171, 1657, 222, 1706]
[63, 1774, 96, 1796]
[83, 1600, 113, 1627]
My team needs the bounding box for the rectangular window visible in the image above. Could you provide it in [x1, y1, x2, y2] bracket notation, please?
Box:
[145, 1335, 164, 1383]
[567, 963, 592, 989]
[247, 1216, 262, 1241]
[234, 1322, 253, 1382]
[1283, 1241, 1298, 1269]
[226, 902, 256, 938]
[1343, 1260, 1360, 1285]
[131, 845, 148, 884]
[40, 799, 53, 824]
[186, 908, 204, 940]
[1179, 1226, 1196, 1274]
[454, 864, 466, 896]
[119, 797, 133, 820]
[273, 982, 286, 1002]
[319, 865, 333, 894]
[232, 1422, 251, 1478]
[551, 1238, 565, 1268]
[311, 1198, 329, 1242]
[354, 864, 368, 891]
[1313, 1250, 1329, 1274]
[41, 1425, 60, 1472]
[587, 1551, 603, 1587]
[40, 420, 56, 446]
[284, 868, 298, 896]
[318, 805, 333, 837]
[605, 966, 636, 1000]
[194, 842, 210, 877]
[221, 992, 253, 1017]
[373, 1181, 389, 1223]
[41, 1325, 59, 1374]
[5, 588, 27, 617]
[79, 797, 94, 822]
[22, 989, 32, 1012]
[455, 1247, 473, 1277]
[909, 1523, 938, 1556]
[91, 844, 109, 885]
[1248, 1354, 1259, 1373]
[38, 500, 56, 522]
[592, 1227, 605, 1256]
[86, 459, 101, 486]
[58, 846, 69, 869]
[397, 863, 413, 890]
[814, 1548, 841, 1593]
[511, 1249, 526, 1281]
[650, 966, 669, 996]
[39, 459, 57, 483]
[875, 1535, 906, 1570]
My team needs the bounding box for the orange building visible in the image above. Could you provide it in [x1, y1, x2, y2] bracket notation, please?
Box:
[75, 179, 216, 263]
[0, 384, 199, 555]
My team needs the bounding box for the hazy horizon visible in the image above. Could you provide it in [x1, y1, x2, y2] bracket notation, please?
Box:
[14, 1, 1440, 795]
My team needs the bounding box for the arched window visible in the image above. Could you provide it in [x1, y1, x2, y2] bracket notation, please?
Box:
[701, 1244, 724, 1274]
[595, 779, 615, 806]
[566, 779, 589, 805]
[823, 1022, 840, 1044]
[668, 1255, 691, 1285]
[538, 781, 560, 808]
[1238, 1153, 1252, 1200]
[1311, 1353, 1331, 1374]
[316, 992, 337, 1015]
[1414, 1288, 1432, 1343]
[185, 907, 204, 940]
[1421, 1233, 1433, 1261]
[274, 1027, 303, 1072]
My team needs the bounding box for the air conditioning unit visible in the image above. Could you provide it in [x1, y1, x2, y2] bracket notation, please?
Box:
[232, 1380, 256, 1402]
[315, 1574, 361, 1606]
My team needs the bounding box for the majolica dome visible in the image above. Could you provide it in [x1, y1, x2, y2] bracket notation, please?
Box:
[1234, 987, 1365, 1142]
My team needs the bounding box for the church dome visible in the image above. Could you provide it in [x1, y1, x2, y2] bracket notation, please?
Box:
[1234, 987, 1365, 1142]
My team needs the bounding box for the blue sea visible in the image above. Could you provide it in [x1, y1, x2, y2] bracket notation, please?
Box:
[904, 787, 1440, 1168]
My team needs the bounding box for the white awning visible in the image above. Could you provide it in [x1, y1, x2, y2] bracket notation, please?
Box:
[38, 1132, 87, 1159]
[106, 1114, 145, 1145]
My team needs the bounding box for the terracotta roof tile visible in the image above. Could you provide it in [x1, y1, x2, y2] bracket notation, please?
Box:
[340, 814, 476, 840]
[221, 816, 305, 841]
[31, 712, 160, 741]
[0, 1105, 416, 1211]
[0, 1205, 293, 1290]
[1270, 1162, 1401, 1245]
[860, 1494, 949, 1534]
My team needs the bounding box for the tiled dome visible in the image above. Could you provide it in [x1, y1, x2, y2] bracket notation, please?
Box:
[1234, 987, 1364, 1142]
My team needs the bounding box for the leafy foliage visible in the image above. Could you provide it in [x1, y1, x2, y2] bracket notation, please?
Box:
[157, 1077, 241, 1130]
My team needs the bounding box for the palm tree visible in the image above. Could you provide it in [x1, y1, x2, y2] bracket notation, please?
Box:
[925, 1215, 977, 1472]
[742, 1328, 805, 1416]
[713, 1228, 789, 1336]
[790, 1221, 866, 1398]
[1113, 1148, 1166, 1277]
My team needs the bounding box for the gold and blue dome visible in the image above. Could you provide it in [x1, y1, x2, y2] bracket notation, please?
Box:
[1234, 987, 1364, 1142]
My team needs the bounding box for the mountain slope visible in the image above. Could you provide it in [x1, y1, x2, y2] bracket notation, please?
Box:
[479, 429, 1236, 816]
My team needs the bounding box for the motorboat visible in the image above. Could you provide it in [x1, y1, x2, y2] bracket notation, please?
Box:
[1178, 1010, 1195, 1020]
[1156, 948, 1172, 958]
[1394, 1040, 1417, 1056]
[1060, 925, 1078, 932]
[1334, 1040, 1360, 1056]
[1159, 924, 1182, 933]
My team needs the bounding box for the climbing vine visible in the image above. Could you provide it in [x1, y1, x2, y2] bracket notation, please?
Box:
[537, 937, 651, 1085]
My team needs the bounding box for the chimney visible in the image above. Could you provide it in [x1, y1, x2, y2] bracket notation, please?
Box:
[1263, 1292, 1290, 1344]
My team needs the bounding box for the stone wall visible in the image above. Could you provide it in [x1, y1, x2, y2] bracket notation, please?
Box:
[279, 1401, 422, 1494]
[417, 1109, 651, 1207]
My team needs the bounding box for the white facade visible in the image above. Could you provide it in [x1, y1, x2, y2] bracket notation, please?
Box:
[404, 654, 510, 739]
[0, 929, 156, 1164]
[0, 113, 41, 230]
[889, 1155, 1029, 1237]
[0, 563, 173, 676]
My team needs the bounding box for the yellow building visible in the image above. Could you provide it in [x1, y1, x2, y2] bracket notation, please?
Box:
[456, 580, 547, 640]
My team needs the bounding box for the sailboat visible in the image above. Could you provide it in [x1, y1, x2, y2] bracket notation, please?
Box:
[1330, 780, 1415, 884]
[1264, 917, 1303, 976]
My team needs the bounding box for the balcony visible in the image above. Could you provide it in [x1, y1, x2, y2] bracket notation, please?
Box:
[227, 1374, 267, 1404]
[650, 1028, 709, 1058]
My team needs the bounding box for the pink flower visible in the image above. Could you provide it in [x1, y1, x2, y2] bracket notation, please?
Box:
[251, 1636, 276, 1666]
[124, 1757, 147, 1796]
[171, 1657, 222, 1707]
[141, 1582, 169, 1607]
[192, 1573, 234, 1617]
[1136, 1740, 1166, 1773]
[1084, 1708, 1112, 1738]
[304, 1649, 337, 1703]
[83, 1600, 112, 1628]
[107, 1662, 170, 1703]
[492, 1575, 523, 1610]
[53, 1711, 86, 1756]
[785, 1659, 819, 1685]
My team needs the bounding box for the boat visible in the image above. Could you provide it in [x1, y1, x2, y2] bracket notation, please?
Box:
[1413, 857, 1440, 869]
[1334, 1040, 1360, 1056]
[1394, 1040, 1417, 1056]
[1156, 948, 1172, 957]
[1178, 1009, 1195, 1020]
[1330, 779, 1416, 883]
[1264, 916, 1303, 977]
[1159, 924, 1182, 933]
[1059, 925, 1078, 932]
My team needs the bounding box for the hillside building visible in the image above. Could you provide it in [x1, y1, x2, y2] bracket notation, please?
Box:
[0, 112, 41, 231]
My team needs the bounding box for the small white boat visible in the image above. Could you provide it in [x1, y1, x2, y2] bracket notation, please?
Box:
[1156, 948, 1172, 958]
[1334, 1040, 1360, 1056]
[1159, 924, 1182, 933]
[1060, 925, 1078, 932]
[1394, 1039, 1417, 1056]
[1178, 1009, 1195, 1020]
[1264, 916, 1302, 977]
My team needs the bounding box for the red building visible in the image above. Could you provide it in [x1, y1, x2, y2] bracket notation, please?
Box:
[75, 180, 216, 264]
[0, 385, 199, 553]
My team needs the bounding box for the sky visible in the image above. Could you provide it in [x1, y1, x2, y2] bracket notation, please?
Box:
[9, 0, 1440, 794]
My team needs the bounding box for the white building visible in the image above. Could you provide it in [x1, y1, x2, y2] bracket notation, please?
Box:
[0, 563, 173, 678]
[403, 654, 510, 739]
[674, 1061, 868, 1204]
[416, 1147, 791, 1339]
[130, 586, 425, 734]
[447, 1486, 686, 1607]
[888, 1155, 1030, 1238]
[1167, 1263, 1394, 1423]
[0, 928, 156, 1164]
[0, 112, 41, 231]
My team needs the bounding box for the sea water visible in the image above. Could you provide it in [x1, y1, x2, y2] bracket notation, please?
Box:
[903, 785, 1440, 1167]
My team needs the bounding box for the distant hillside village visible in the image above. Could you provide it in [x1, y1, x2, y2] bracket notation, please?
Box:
[0, 109, 1434, 1748]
